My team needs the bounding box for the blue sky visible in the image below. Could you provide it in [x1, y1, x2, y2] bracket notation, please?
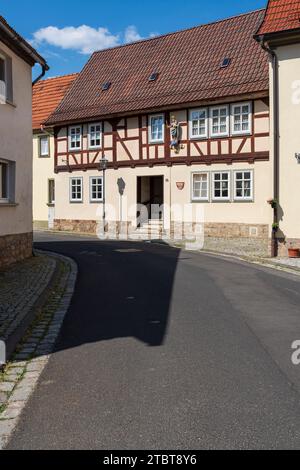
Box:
[2, 0, 266, 79]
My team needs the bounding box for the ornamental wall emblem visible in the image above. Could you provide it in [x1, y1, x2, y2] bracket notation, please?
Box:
[176, 182, 185, 190]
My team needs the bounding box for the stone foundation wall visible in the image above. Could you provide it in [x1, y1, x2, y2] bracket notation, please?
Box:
[54, 219, 270, 256]
[0, 232, 33, 271]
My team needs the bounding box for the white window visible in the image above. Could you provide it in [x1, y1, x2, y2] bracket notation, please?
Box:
[70, 177, 83, 202]
[0, 51, 13, 104]
[149, 114, 164, 143]
[234, 170, 253, 201]
[212, 172, 230, 201]
[39, 136, 49, 157]
[192, 173, 209, 201]
[0, 160, 8, 202]
[210, 106, 229, 137]
[189, 108, 208, 139]
[90, 176, 103, 202]
[231, 102, 252, 135]
[69, 126, 82, 150]
[88, 123, 102, 149]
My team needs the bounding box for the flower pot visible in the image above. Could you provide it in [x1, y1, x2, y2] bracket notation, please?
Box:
[288, 248, 300, 258]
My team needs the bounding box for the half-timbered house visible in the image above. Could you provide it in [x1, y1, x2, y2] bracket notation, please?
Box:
[45, 9, 273, 255]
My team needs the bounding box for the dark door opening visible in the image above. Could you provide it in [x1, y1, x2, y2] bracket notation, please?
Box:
[137, 176, 164, 225]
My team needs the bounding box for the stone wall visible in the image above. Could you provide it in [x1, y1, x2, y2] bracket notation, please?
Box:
[0, 233, 33, 271]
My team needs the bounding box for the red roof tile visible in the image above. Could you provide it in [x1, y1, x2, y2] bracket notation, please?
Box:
[257, 0, 300, 35]
[32, 73, 78, 129]
[47, 9, 269, 126]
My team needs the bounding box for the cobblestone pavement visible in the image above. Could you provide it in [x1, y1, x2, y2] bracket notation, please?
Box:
[0, 254, 56, 342]
[0, 251, 77, 449]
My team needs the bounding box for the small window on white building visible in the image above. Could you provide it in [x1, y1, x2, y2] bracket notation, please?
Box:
[234, 170, 253, 201]
[189, 108, 208, 139]
[0, 51, 13, 104]
[70, 177, 83, 202]
[88, 123, 102, 149]
[39, 136, 49, 157]
[69, 126, 82, 150]
[210, 106, 229, 137]
[90, 176, 103, 202]
[0, 160, 8, 202]
[231, 102, 252, 135]
[212, 172, 230, 201]
[149, 114, 164, 143]
[192, 173, 209, 201]
[48, 179, 55, 204]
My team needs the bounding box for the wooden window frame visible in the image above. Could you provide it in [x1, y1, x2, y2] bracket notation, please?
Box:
[191, 172, 210, 202]
[39, 135, 50, 158]
[231, 102, 252, 136]
[89, 176, 103, 203]
[69, 177, 83, 203]
[68, 126, 82, 151]
[233, 170, 254, 202]
[209, 105, 229, 138]
[149, 113, 165, 144]
[189, 108, 208, 140]
[212, 171, 231, 201]
[88, 123, 102, 149]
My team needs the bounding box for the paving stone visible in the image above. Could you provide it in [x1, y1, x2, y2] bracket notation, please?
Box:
[0, 382, 15, 393]
[0, 419, 16, 437]
[1, 401, 23, 419]
[9, 386, 32, 403]
[0, 391, 7, 405]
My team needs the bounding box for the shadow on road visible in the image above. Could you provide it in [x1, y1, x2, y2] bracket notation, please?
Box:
[34, 239, 181, 351]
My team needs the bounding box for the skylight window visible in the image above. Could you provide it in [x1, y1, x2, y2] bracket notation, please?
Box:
[149, 72, 159, 82]
[221, 58, 231, 69]
[102, 81, 111, 91]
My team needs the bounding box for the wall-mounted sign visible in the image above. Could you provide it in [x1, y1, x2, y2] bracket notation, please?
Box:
[176, 182, 185, 190]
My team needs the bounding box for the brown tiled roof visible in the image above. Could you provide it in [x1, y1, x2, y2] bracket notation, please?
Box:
[47, 9, 269, 126]
[0, 15, 47, 66]
[256, 0, 300, 36]
[32, 73, 79, 129]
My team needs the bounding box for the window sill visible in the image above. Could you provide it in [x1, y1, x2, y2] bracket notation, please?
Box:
[47, 203, 55, 207]
[0, 202, 18, 207]
[39, 155, 51, 159]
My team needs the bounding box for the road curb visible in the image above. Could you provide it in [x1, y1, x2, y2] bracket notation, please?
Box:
[0, 250, 78, 450]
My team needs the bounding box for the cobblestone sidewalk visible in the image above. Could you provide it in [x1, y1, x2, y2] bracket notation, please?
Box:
[0, 254, 56, 353]
[0, 251, 77, 449]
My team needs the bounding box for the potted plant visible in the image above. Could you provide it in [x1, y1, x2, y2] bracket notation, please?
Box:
[288, 247, 300, 258]
[267, 198, 278, 209]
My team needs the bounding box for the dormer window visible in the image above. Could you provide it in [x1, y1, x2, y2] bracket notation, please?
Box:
[149, 72, 159, 82]
[102, 81, 111, 91]
[221, 58, 231, 68]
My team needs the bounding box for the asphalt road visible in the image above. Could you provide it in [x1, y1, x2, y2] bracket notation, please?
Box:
[7, 232, 300, 449]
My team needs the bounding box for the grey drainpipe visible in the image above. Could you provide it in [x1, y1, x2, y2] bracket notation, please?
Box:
[32, 65, 48, 86]
[258, 38, 279, 257]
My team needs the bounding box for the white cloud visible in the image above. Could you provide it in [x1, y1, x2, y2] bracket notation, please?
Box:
[124, 25, 143, 44]
[31, 25, 120, 55]
[31, 24, 158, 55]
